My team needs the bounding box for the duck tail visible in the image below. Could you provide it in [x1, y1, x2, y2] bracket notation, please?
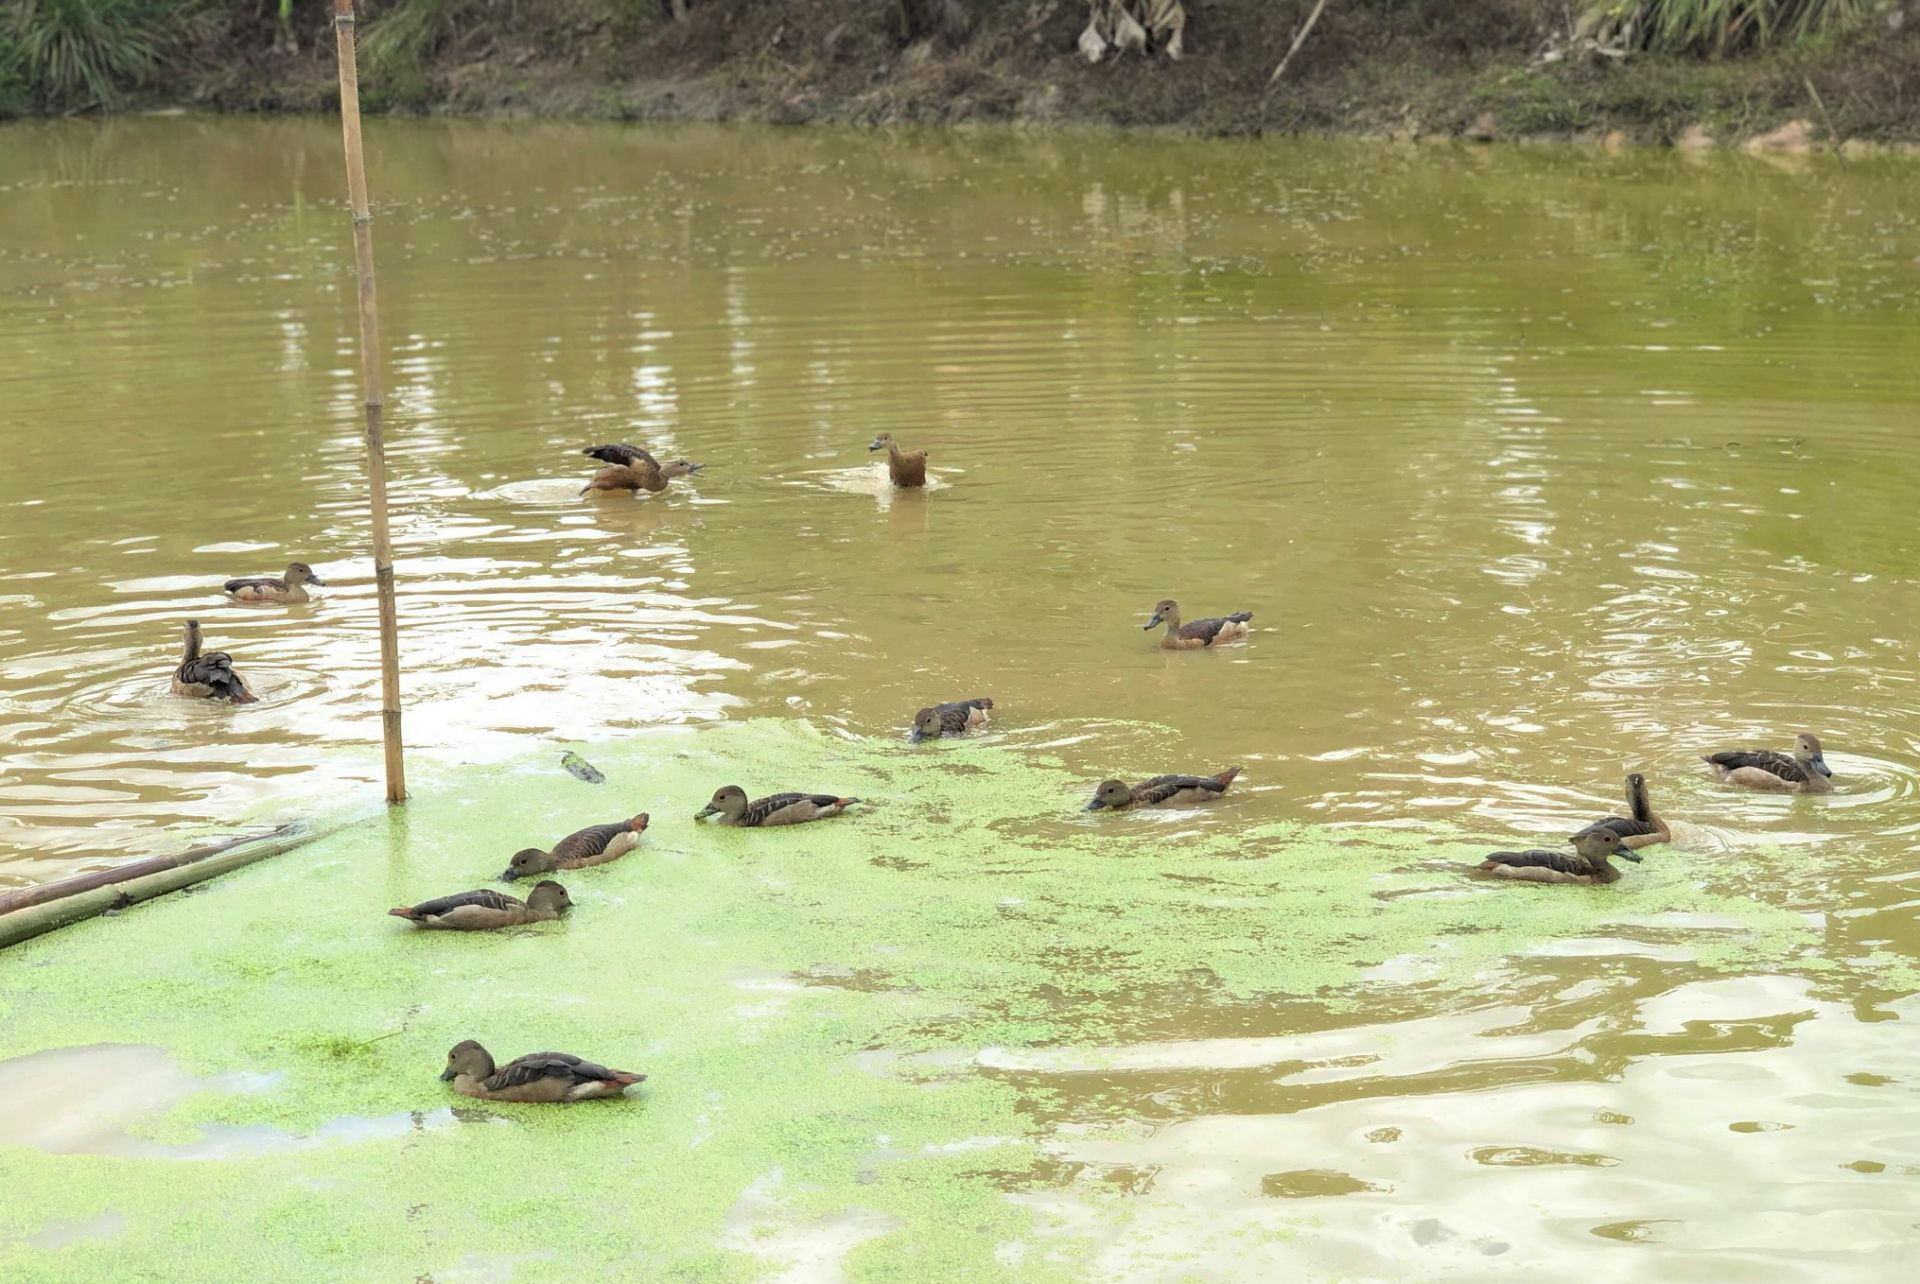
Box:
[1227, 611, 1253, 623]
[387, 907, 419, 920]
[1215, 766, 1244, 787]
[609, 1070, 647, 1087]
[228, 686, 260, 705]
[974, 698, 995, 710]
[628, 813, 650, 832]
[837, 797, 862, 807]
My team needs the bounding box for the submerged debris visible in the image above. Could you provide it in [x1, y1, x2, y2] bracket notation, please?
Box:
[560, 751, 605, 784]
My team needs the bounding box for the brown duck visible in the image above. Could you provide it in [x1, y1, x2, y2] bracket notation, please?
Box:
[440, 1040, 644, 1103]
[1086, 767, 1241, 811]
[502, 814, 649, 880]
[911, 698, 994, 742]
[224, 561, 325, 604]
[389, 881, 572, 930]
[579, 444, 704, 497]
[1143, 599, 1253, 650]
[1477, 828, 1641, 885]
[170, 620, 257, 704]
[695, 786, 860, 827]
[869, 432, 927, 488]
[1574, 773, 1670, 850]
[1704, 732, 1834, 794]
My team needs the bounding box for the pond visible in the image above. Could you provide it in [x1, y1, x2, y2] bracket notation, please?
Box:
[1, 118, 1917, 1280]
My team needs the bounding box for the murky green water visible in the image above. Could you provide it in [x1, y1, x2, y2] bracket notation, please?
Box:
[2, 118, 1918, 1280]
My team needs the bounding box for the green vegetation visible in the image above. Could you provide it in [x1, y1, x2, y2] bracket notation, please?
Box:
[0, 0, 199, 109]
[1588, 0, 1873, 55]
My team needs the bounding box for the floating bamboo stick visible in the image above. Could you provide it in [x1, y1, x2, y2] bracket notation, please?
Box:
[332, 0, 407, 803]
[0, 825, 331, 949]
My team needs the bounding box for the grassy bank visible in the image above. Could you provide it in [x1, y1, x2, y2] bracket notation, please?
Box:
[3, 1, 1918, 146]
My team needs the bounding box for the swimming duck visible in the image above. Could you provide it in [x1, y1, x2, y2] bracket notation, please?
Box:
[440, 1041, 644, 1103]
[580, 454, 703, 497]
[1477, 828, 1642, 885]
[223, 561, 325, 604]
[1575, 773, 1670, 850]
[911, 698, 994, 742]
[869, 433, 927, 488]
[1143, 599, 1253, 650]
[389, 881, 571, 930]
[170, 620, 257, 704]
[1704, 732, 1834, 794]
[1086, 767, 1242, 810]
[695, 786, 860, 827]
[502, 814, 649, 880]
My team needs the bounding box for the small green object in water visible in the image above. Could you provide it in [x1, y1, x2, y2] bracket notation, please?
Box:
[560, 751, 605, 784]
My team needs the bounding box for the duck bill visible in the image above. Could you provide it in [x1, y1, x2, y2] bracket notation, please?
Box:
[1812, 757, 1833, 777]
[1084, 797, 1106, 811]
[1142, 615, 1164, 631]
[694, 805, 717, 820]
[499, 868, 520, 882]
[439, 1068, 457, 1082]
[307, 574, 328, 586]
[909, 729, 925, 743]
[686, 462, 705, 474]
[1617, 847, 1643, 863]
[868, 439, 884, 452]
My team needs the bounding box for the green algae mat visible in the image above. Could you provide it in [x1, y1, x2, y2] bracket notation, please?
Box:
[0, 722, 1834, 1280]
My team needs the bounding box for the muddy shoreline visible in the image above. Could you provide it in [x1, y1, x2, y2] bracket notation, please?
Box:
[9, 2, 1920, 155]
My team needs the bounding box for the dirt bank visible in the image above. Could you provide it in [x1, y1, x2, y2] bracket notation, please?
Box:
[10, 1, 1920, 149]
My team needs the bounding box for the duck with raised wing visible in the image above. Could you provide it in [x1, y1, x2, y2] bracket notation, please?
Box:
[580, 450, 703, 497]
[582, 443, 655, 469]
[1086, 767, 1242, 811]
[170, 620, 257, 704]
[910, 698, 993, 742]
[1477, 828, 1641, 885]
[868, 432, 927, 488]
[1704, 732, 1834, 794]
[695, 786, 860, 827]
[224, 561, 325, 604]
[1143, 599, 1253, 650]
[1575, 773, 1670, 850]
[440, 1041, 644, 1103]
[389, 881, 572, 930]
[502, 814, 649, 880]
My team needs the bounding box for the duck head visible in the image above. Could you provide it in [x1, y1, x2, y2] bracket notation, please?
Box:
[285, 561, 326, 587]
[1570, 828, 1640, 863]
[502, 847, 554, 881]
[662, 459, 703, 480]
[696, 785, 748, 821]
[1085, 779, 1133, 811]
[1795, 732, 1833, 777]
[909, 707, 942, 743]
[526, 880, 572, 914]
[441, 1039, 495, 1083]
[1142, 599, 1178, 631]
[869, 432, 894, 452]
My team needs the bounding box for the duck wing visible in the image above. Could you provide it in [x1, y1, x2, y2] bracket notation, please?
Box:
[1482, 848, 1601, 876]
[738, 792, 818, 825]
[551, 821, 630, 860]
[1130, 774, 1210, 804]
[583, 444, 656, 469]
[223, 576, 283, 594]
[402, 889, 524, 918]
[177, 652, 256, 703]
[1577, 816, 1661, 841]
[1174, 612, 1252, 645]
[1706, 749, 1810, 783]
[486, 1052, 614, 1093]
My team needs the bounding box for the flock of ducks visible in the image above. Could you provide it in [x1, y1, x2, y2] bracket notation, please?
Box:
[164, 435, 1841, 1102]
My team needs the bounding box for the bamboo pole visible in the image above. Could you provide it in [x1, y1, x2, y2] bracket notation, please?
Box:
[0, 824, 301, 916]
[0, 825, 333, 950]
[333, 0, 407, 803]
[1267, 0, 1333, 89]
